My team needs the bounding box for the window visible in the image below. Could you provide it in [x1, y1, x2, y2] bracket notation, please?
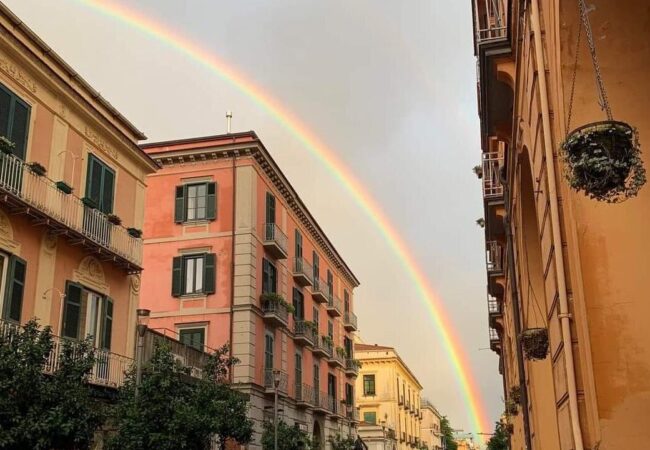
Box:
[262, 258, 277, 294]
[345, 383, 354, 406]
[327, 270, 333, 296]
[363, 411, 377, 424]
[0, 253, 26, 322]
[174, 182, 216, 223]
[295, 230, 302, 258]
[0, 83, 30, 160]
[264, 333, 274, 370]
[328, 373, 337, 402]
[312, 252, 319, 281]
[85, 154, 115, 214]
[344, 290, 350, 312]
[293, 288, 304, 320]
[313, 306, 319, 330]
[179, 328, 205, 350]
[171, 253, 216, 297]
[295, 352, 303, 386]
[265, 192, 276, 224]
[363, 374, 376, 396]
[313, 364, 320, 391]
[62, 282, 113, 350]
[344, 337, 352, 358]
[327, 320, 333, 339]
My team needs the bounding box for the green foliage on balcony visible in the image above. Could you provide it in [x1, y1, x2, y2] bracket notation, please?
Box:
[260, 292, 295, 314]
[261, 420, 313, 450]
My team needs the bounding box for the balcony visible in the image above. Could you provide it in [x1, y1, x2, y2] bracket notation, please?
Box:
[313, 390, 331, 414]
[489, 327, 501, 353]
[295, 383, 314, 408]
[262, 222, 288, 259]
[346, 406, 359, 422]
[487, 294, 503, 327]
[345, 358, 360, 377]
[292, 257, 313, 287]
[312, 335, 333, 359]
[472, 0, 508, 48]
[327, 395, 339, 417]
[482, 152, 504, 199]
[142, 328, 212, 379]
[294, 320, 317, 347]
[343, 311, 357, 331]
[263, 368, 288, 396]
[328, 348, 346, 369]
[261, 294, 290, 328]
[486, 241, 504, 275]
[0, 152, 142, 271]
[326, 294, 342, 317]
[311, 278, 328, 304]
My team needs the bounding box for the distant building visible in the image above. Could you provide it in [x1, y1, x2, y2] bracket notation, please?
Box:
[140, 132, 361, 449]
[355, 343, 423, 450]
[420, 399, 442, 450]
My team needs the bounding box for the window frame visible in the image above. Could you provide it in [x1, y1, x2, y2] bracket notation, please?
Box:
[85, 153, 115, 215]
[363, 374, 376, 396]
[179, 327, 206, 350]
[61, 281, 113, 350]
[0, 82, 31, 160]
[262, 258, 278, 294]
[363, 411, 377, 424]
[172, 252, 216, 297]
[174, 181, 217, 223]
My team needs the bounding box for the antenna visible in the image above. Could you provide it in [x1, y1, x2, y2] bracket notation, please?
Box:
[226, 110, 233, 133]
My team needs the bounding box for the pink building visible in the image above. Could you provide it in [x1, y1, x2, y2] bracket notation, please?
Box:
[140, 131, 360, 448]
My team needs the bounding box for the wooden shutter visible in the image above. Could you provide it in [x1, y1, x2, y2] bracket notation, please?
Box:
[3, 255, 26, 322]
[0, 87, 10, 137]
[62, 282, 83, 338]
[265, 192, 275, 224]
[171, 256, 183, 297]
[101, 297, 113, 350]
[206, 182, 217, 220]
[174, 185, 186, 223]
[10, 100, 29, 160]
[203, 253, 216, 294]
[85, 155, 103, 208]
[101, 166, 115, 214]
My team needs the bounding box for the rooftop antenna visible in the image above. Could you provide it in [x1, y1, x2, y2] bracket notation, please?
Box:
[226, 110, 233, 133]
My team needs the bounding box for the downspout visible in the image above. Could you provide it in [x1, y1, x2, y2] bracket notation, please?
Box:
[529, 1, 584, 448]
[229, 153, 237, 383]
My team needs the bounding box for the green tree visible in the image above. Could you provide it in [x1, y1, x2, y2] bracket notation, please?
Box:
[0, 319, 102, 450]
[261, 420, 313, 450]
[329, 433, 356, 450]
[486, 422, 510, 450]
[440, 416, 458, 450]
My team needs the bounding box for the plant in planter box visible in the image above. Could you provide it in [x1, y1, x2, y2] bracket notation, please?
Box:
[336, 347, 347, 358]
[321, 335, 333, 346]
[55, 181, 73, 194]
[505, 399, 518, 416]
[509, 386, 521, 405]
[82, 197, 97, 209]
[303, 320, 318, 333]
[472, 165, 483, 179]
[28, 162, 47, 176]
[127, 227, 143, 238]
[520, 328, 549, 361]
[260, 292, 293, 313]
[562, 121, 646, 202]
[0, 137, 15, 155]
[107, 214, 122, 226]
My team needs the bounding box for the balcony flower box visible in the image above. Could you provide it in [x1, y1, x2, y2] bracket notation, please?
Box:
[82, 197, 97, 209]
[27, 162, 47, 176]
[260, 292, 294, 314]
[336, 347, 347, 358]
[303, 320, 318, 333]
[107, 214, 122, 226]
[509, 386, 521, 405]
[0, 137, 14, 155]
[562, 121, 646, 203]
[127, 227, 143, 238]
[55, 181, 73, 194]
[521, 327, 549, 361]
[321, 335, 333, 346]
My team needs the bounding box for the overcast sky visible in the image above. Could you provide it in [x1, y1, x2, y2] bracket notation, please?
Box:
[8, 0, 502, 434]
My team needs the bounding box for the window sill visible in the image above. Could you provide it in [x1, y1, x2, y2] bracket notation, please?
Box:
[179, 293, 208, 300]
[180, 219, 213, 226]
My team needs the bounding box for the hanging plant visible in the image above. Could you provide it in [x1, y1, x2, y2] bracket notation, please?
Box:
[509, 386, 521, 405]
[521, 328, 549, 361]
[505, 399, 518, 416]
[476, 217, 485, 228]
[472, 165, 483, 179]
[28, 162, 47, 176]
[562, 121, 646, 202]
[107, 214, 122, 226]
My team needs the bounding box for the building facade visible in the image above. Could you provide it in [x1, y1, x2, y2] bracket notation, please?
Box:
[139, 132, 361, 449]
[473, 0, 650, 449]
[420, 399, 442, 450]
[355, 343, 422, 450]
[0, 3, 156, 386]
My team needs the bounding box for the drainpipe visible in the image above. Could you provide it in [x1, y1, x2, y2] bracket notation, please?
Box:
[529, 1, 584, 449]
[229, 153, 237, 383]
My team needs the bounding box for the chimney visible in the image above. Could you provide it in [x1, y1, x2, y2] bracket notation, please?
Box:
[226, 110, 232, 133]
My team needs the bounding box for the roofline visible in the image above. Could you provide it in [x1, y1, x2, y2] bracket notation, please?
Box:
[355, 345, 423, 389]
[143, 131, 360, 287]
[0, 2, 147, 141]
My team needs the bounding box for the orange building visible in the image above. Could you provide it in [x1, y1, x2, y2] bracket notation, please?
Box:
[0, 4, 157, 386]
[473, 0, 650, 449]
[140, 131, 361, 448]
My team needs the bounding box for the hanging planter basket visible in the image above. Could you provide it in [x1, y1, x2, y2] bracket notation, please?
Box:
[521, 328, 549, 361]
[562, 121, 646, 203]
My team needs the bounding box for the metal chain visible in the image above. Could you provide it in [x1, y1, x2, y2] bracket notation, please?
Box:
[579, 0, 613, 120]
[565, 2, 583, 134]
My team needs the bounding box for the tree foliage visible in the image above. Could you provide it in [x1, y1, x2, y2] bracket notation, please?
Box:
[329, 433, 356, 450]
[261, 420, 313, 450]
[486, 422, 510, 450]
[0, 319, 102, 450]
[107, 342, 252, 450]
[440, 416, 457, 450]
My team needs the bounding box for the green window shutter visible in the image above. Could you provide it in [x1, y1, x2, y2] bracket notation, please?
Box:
[62, 282, 83, 338]
[10, 100, 29, 160]
[86, 155, 103, 208]
[174, 185, 186, 223]
[101, 298, 113, 350]
[0, 87, 10, 137]
[101, 166, 115, 214]
[265, 192, 275, 224]
[3, 255, 26, 322]
[172, 256, 183, 297]
[206, 182, 217, 220]
[203, 253, 216, 294]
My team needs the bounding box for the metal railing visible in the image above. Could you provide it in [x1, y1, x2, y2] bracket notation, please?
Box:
[314, 390, 330, 412]
[312, 278, 328, 301]
[482, 152, 504, 198]
[345, 358, 361, 374]
[0, 152, 142, 266]
[263, 222, 288, 254]
[296, 382, 314, 405]
[327, 395, 338, 414]
[314, 335, 333, 358]
[327, 294, 342, 315]
[264, 368, 288, 393]
[329, 348, 346, 366]
[261, 295, 290, 325]
[293, 257, 313, 284]
[294, 320, 317, 345]
[344, 311, 357, 329]
[143, 328, 210, 379]
[489, 327, 500, 342]
[487, 295, 500, 314]
[473, 0, 508, 45]
[486, 241, 504, 274]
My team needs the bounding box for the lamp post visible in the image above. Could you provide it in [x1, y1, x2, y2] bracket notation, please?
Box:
[134, 308, 150, 398]
[380, 420, 387, 450]
[273, 368, 281, 450]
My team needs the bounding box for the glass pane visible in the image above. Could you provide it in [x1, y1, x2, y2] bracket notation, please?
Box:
[196, 207, 206, 219]
[185, 258, 195, 293]
[195, 257, 203, 292]
[0, 89, 10, 137]
[197, 184, 206, 196]
[10, 102, 28, 160]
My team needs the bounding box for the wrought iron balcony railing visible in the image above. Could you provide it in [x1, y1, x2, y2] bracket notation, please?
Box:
[343, 311, 357, 331]
[345, 358, 361, 377]
[326, 294, 342, 317]
[295, 382, 315, 407]
[292, 257, 314, 287]
[311, 278, 329, 304]
[0, 152, 142, 270]
[261, 294, 290, 328]
[473, 0, 508, 46]
[313, 335, 333, 359]
[294, 320, 317, 347]
[263, 368, 288, 394]
[262, 222, 288, 259]
[486, 240, 504, 274]
[482, 152, 504, 198]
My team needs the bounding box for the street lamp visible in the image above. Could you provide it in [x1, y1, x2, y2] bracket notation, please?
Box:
[134, 308, 150, 398]
[273, 368, 282, 450]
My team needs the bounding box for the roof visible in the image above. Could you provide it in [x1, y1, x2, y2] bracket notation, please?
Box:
[142, 130, 360, 287]
[0, 3, 148, 142]
[355, 342, 423, 389]
[355, 343, 394, 351]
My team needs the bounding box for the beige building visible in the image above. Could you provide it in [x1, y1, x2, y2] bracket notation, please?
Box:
[473, 0, 650, 449]
[420, 399, 442, 450]
[355, 343, 422, 450]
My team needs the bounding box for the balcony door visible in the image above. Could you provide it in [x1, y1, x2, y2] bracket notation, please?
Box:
[0, 83, 30, 193]
[83, 154, 115, 247]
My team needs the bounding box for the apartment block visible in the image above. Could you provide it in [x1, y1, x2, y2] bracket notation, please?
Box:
[420, 399, 442, 450]
[140, 131, 361, 448]
[473, 0, 650, 448]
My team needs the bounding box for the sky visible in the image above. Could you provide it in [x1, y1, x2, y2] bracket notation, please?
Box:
[7, 0, 502, 434]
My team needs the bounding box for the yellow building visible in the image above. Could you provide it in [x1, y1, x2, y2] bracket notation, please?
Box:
[355, 343, 423, 450]
[420, 399, 442, 450]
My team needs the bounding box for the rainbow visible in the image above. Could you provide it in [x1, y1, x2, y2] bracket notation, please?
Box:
[75, 0, 492, 439]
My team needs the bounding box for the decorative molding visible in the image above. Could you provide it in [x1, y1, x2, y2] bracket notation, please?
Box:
[0, 57, 36, 93]
[129, 274, 141, 294]
[0, 209, 20, 255]
[73, 256, 109, 295]
[84, 126, 118, 160]
[42, 230, 58, 254]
